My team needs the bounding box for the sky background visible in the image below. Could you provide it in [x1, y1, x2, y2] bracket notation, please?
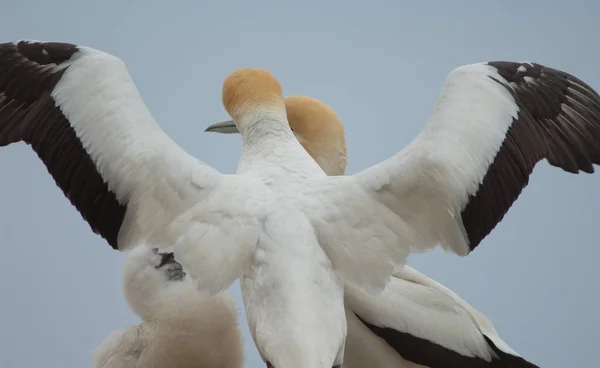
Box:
[0, 1, 598, 367]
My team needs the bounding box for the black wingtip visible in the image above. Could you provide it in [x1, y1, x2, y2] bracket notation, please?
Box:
[484, 336, 540, 368]
[12, 41, 78, 65]
[0, 40, 127, 250]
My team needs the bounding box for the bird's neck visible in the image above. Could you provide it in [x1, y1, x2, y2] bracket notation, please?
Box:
[238, 110, 296, 145]
[303, 140, 347, 177]
[237, 114, 325, 177]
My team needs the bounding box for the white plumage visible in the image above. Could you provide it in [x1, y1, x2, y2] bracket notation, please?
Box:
[209, 95, 538, 367]
[93, 245, 244, 368]
[344, 267, 530, 367]
[1, 41, 598, 367]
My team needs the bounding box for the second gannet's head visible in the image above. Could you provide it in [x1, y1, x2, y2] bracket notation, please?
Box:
[122, 245, 187, 320]
[284, 95, 347, 176]
[206, 95, 348, 176]
[221, 68, 288, 136]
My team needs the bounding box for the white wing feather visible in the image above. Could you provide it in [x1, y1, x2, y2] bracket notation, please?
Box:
[307, 64, 520, 291]
[50, 46, 260, 295]
[53, 47, 223, 245]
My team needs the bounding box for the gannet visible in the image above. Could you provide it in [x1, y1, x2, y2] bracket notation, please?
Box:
[93, 245, 244, 368]
[207, 94, 538, 367]
[0, 40, 599, 367]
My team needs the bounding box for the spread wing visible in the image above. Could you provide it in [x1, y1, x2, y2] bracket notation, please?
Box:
[308, 62, 600, 291]
[0, 40, 258, 294]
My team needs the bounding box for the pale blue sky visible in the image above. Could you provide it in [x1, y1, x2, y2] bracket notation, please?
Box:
[0, 1, 598, 367]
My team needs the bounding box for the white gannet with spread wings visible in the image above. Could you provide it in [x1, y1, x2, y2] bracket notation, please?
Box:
[208, 95, 539, 368]
[0, 40, 599, 367]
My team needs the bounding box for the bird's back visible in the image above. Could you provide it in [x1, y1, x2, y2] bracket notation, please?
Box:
[242, 210, 347, 368]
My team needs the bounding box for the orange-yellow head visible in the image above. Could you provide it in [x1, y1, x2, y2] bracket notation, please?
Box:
[221, 68, 286, 129]
[284, 95, 347, 175]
